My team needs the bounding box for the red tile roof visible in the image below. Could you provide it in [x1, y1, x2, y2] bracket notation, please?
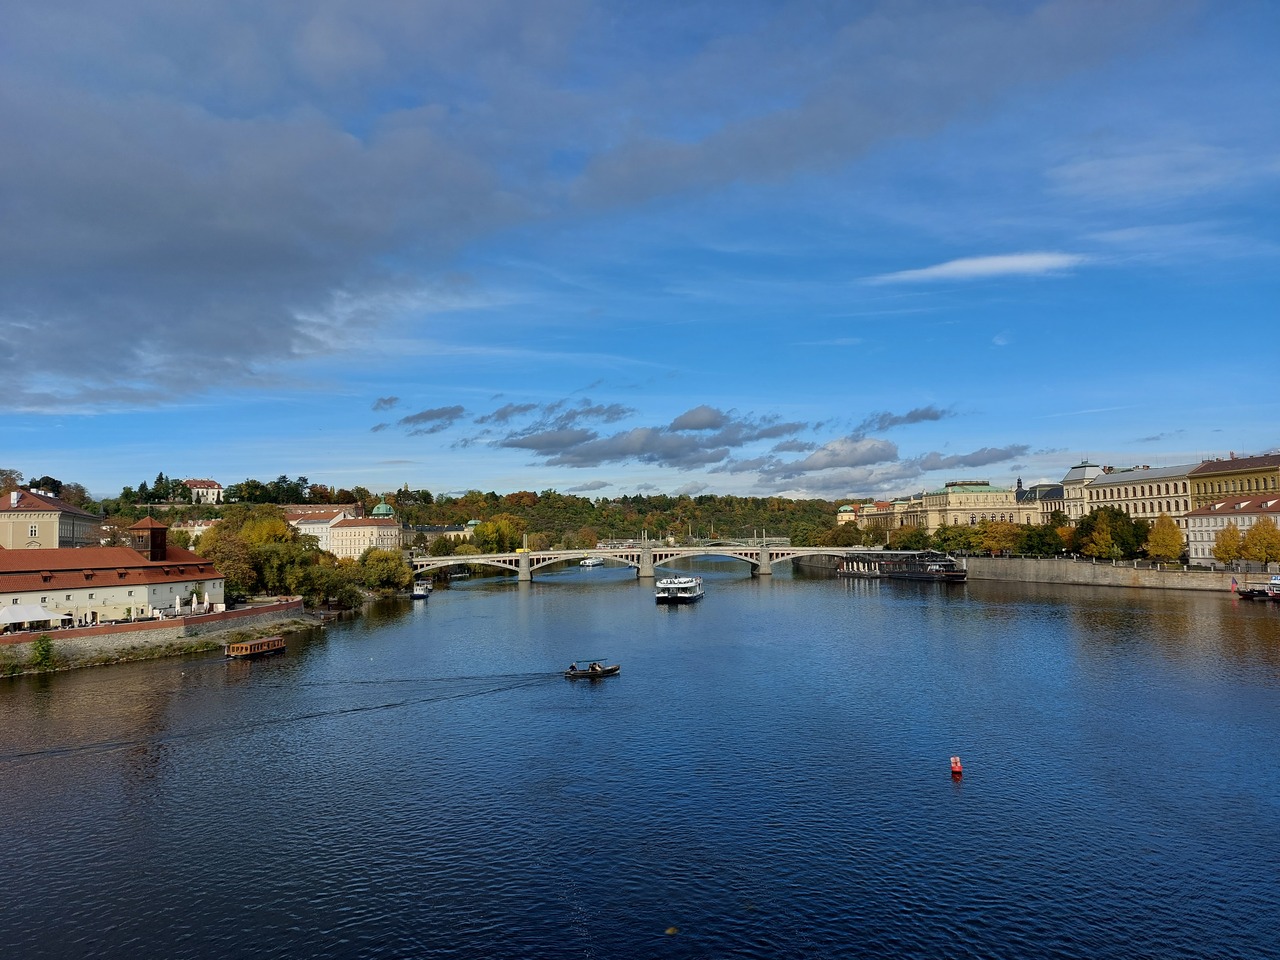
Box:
[0, 489, 100, 519]
[0, 545, 222, 593]
[1189, 454, 1280, 475]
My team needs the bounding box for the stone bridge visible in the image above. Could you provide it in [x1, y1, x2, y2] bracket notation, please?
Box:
[411, 544, 854, 582]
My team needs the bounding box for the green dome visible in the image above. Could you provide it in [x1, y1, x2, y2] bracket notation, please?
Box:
[371, 498, 395, 517]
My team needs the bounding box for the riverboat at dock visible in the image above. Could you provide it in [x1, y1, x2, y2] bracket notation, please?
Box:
[655, 576, 704, 604]
[225, 635, 286, 659]
[878, 552, 967, 583]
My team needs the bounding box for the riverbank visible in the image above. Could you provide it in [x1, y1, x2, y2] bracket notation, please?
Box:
[0, 599, 321, 676]
[793, 553, 1256, 594]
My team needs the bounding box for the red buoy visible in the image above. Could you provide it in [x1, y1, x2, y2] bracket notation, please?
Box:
[950, 755, 963, 776]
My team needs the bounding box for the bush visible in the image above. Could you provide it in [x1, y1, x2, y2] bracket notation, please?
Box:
[31, 633, 56, 671]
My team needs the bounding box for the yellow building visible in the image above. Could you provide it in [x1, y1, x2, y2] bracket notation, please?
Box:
[1188, 453, 1280, 508]
[0, 488, 100, 549]
[917, 481, 1027, 534]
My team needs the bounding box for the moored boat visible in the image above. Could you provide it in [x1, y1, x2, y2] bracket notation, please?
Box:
[655, 576, 704, 604]
[878, 552, 967, 583]
[225, 635, 285, 659]
[411, 580, 431, 599]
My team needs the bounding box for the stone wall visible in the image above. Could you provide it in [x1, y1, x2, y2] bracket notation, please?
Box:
[1, 599, 307, 674]
[964, 557, 1237, 593]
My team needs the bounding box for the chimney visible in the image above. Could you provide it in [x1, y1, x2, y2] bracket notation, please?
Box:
[9, 491, 18, 507]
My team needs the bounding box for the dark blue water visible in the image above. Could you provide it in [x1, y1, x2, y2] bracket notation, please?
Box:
[4, 564, 1279, 959]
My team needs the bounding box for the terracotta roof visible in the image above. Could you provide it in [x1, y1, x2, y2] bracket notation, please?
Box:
[286, 510, 348, 523]
[0, 545, 222, 593]
[0, 488, 100, 519]
[1186, 495, 1280, 517]
[129, 516, 169, 530]
[1189, 454, 1280, 475]
[182, 478, 223, 488]
[332, 517, 401, 528]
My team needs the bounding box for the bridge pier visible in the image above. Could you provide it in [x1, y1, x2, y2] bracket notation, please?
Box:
[756, 543, 772, 575]
[518, 551, 532, 582]
[638, 545, 655, 579]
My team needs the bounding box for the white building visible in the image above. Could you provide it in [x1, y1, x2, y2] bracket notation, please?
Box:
[1184, 495, 1280, 567]
[0, 518, 225, 628]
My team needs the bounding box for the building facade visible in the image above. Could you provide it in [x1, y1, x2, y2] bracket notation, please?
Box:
[916, 481, 1026, 534]
[1060, 461, 1104, 522]
[0, 488, 101, 549]
[1082, 463, 1198, 530]
[0, 519, 225, 628]
[182, 478, 224, 504]
[1188, 454, 1280, 508]
[1184, 494, 1280, 567]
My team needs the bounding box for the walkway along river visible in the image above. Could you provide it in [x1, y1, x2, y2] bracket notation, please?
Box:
[3, 563, 1278, 959]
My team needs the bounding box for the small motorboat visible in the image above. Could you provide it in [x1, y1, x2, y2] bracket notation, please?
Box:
[564, 662, 620, 679]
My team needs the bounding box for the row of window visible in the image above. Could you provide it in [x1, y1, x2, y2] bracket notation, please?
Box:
[1194, 477, 1278, 495]
[1089, 482, 1189, 500]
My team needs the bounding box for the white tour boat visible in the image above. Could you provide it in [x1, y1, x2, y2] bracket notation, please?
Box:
[579, 557, 605, 567]
[655, 576, 704, 604]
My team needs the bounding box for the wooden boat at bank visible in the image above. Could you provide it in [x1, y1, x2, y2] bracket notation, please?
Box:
[225, 635, 285, 659]
[564, 662, 620, 679]
[655, 576, 704, 604]
[878, 552, 967, 583]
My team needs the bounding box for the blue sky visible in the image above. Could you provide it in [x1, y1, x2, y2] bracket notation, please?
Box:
[4, 1, 1278, 501]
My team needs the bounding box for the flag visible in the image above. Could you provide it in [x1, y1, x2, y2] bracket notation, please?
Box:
[1231, 576, 1238, 593]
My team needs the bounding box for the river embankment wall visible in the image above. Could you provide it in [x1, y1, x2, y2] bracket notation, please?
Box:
[1, 599, 309, 674]
[963, 557, 1242, 593]
[793, 553, 1253, 593]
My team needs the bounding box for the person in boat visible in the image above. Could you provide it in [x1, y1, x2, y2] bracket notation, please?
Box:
[568, 662, 578, 672]
[590, 662, 601, 673]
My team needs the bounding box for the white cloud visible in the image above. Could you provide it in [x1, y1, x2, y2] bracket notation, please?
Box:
[866, 252, 1089, 285]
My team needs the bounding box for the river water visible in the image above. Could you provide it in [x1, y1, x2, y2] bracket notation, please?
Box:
[3, 563, 1279, 959]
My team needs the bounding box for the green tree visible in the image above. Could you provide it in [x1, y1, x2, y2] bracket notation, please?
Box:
[0, 467, 23, 494]
[1144, 514, 1185, 562]
[1073, 507, 1146, 560]
[978, 521, 1020, 556]
[472, 513, 526, 553]
[1241, 517, 1280, 565]
[1082, 523, 1119, 560]
[1014, 523, 1064, 557]
[887, 527, 931, 550]
[427, 535, 457, 557]
[932, 524, 981, 554]
[358, 548, 413, 593]
[1212, 523, 1243, 566]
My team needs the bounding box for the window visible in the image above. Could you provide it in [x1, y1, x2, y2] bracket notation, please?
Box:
[29, 524, 38, 538]
[88, 593, 94, 599]
[128, 590, 134, 597]
[66, 595, 71, 601]
[41, 596, 47, 603]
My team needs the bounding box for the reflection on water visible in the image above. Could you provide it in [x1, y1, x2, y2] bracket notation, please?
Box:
[3, 570, 1279, 959]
